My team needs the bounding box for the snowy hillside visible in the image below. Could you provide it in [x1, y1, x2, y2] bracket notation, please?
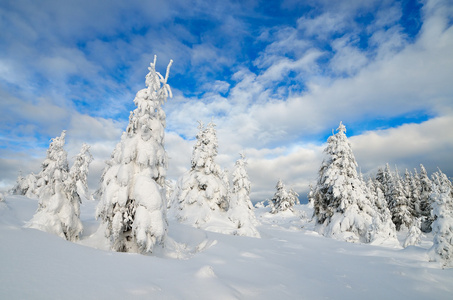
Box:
[1, 195, 452, 299]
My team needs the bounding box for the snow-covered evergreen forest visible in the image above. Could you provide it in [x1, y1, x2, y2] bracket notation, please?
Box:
[1, 57, 453, 299]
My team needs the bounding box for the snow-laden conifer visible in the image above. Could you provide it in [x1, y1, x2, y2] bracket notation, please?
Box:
[429, 170, 453, 268]
[228, 153, 260, 237]
[270, 179, 298, 214]
[403, 169, 419, 218]
[387, 168, 414, 231]
[172, 121, 232, 232]
[26, 131, 83, 241]
[410, 169, 422, 217]
[96, 57, 172, 254]
[307, 184, 314, 208]
[419, 164, 433, 232]
[70, 143, 93, 201]
[10, 172, 39, 199]
[403, 218, 422, 248]
[366, 178, 398, 245]
[312, 122, 375, 242]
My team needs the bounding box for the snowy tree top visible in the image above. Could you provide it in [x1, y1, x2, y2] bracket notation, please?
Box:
[145, 55, 173, 106]
[336, 121, 346, 135]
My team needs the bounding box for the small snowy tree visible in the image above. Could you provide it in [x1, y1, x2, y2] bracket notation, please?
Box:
[228, 153, 260, 237]
[429, 170, 453, 268]
[307, 184, 314, 208]
[10, 172, 39, 199]
[312, 122, 375, 242]
[366, 178, 398, 245]
[96, 57, 172, 254]
[26, 131, 83, 241]
[403, 218, 422, 248]
[172, 121, 233, 232]
[70, 143, 93, 201]
[270, 180, 298, 214]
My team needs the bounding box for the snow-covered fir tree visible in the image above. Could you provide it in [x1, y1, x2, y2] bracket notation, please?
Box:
[10, 172, 39, 199]
[429, 169, 453, 268]
[26, 131, 83, 241]
[270, 179, 299, 214]
[70, 143, 93, 201]
[171, 121, 232, 232]
[403, 169, 419, 218]
[228, 153, 260, 237]
[365, 178, 398, 245]
[164, 179, 176, 209]
[96, 57, 172, 254]
[403, 218, 422, 248]
[419, 164, 433, 232]
[410, 169, 422, 217]
[312, 122, 375, 243]
[385, 166, 414, 231]
[307, 184, 314, 208]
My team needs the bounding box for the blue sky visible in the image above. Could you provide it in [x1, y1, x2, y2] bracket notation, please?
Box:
[1, 0, 452, 201]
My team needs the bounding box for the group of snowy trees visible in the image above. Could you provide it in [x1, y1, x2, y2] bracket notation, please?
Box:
[311, 122, 453, 267]
[12, 57, 259, 255]
[9, 58, 453, 267]
[170, 121, 259, 238]
[12, 131, 92, 241]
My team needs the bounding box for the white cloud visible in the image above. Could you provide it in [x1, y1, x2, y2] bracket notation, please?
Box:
[351, 115, 453, 177]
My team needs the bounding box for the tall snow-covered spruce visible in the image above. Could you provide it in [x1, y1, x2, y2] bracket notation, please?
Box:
[96, 57, 172, 254]
[312, 122, 376, 243]
[429, 169, 453, 268]
[228, 153, 260, 237]
[26, 131, 83, 241]
[70, 143, 93, 201]
[171, 121, 234, 233]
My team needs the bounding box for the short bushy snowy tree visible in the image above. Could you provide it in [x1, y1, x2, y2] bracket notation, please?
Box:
[96, 57, 172, 254]
[228, 153, 260, 237]
[70, 143, 93, 201]
[270, 180, 298, 214]
[366, 178, 398, 245]
[26, 131, 83, 241]
[429, 170, 453, 268]
[312, 122, 375, 243]
[403, 218, 422, 248]
[172, 121, 232, 232]
[10, 172, 39, 199]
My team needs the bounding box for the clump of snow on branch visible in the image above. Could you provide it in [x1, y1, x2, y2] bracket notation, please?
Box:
[96, 56, 172, 254]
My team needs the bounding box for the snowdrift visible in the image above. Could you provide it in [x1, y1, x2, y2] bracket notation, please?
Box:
[1, 195, 452, 299]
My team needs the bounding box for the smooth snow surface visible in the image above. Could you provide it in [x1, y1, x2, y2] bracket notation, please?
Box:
[1, 195, 452, 299]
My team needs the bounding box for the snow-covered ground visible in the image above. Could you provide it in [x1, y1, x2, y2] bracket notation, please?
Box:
[1, 195, 452, 299]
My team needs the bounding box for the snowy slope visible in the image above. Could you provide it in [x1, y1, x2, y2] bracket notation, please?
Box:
[1, 195, 452, 300]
